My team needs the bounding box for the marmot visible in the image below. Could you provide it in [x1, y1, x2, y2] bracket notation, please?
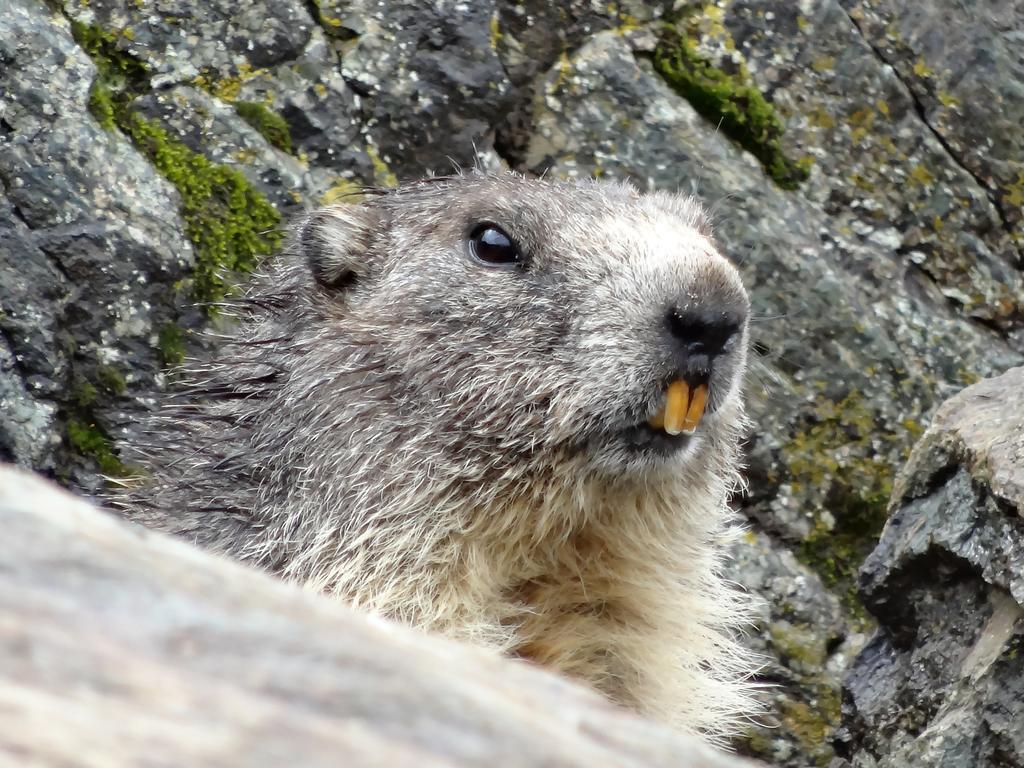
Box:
[122, 172, 757, 742]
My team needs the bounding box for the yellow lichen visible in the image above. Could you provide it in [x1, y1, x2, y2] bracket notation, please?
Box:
[320, 178, 363, 204]
[912, 56, 933, 78]
[365, 144, 398, 188]
[489, 13, 502, 49]
[195, 62, 266, 104]
[1003, 169, 1024, 208]
[809, 107, 835, 130]
[848, 106, 876, 146]
[908, 164, 935, 187]
[811, 56, 834, 73]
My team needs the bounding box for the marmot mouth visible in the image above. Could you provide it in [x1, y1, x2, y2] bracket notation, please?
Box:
[646, 379, 709, 436]
[618, 422, 694, 456]
[613, 378, 709, 457]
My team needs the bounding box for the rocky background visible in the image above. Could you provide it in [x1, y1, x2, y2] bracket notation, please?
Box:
[0, 1, 1021, 766]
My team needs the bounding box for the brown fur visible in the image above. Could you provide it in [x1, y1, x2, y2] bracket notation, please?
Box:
[120, 172, 758, 742]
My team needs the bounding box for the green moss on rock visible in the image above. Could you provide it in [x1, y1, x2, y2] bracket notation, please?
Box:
[71, 20, 149, 133]
[67, 417, 127, 476]
[783, 392, 899, 625]
[87, 79, 117, 131]
[73, 378, 98, 409]
[158, 323, 186, 368]
[736, 683, 840, 766]
[65, 362, 132, 475]
[123, 113, 283, 304]
[71, 19, 283, 305]
[778, 691, 841, 766]
[739, 619, 844, 764]
[234, 101, 293, 153]
[96, 364, 127, 396]
[70, 20, 149, 85]
[652, 23, 809, 190]
[769, 624, 827, 670]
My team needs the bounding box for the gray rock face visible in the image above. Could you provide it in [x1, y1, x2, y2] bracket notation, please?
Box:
[729, 531, 855, 765]
[130, 85, 331, 214]
[325, 0, 516, 177]
[843, 1, 1024, 237]
[1, 0, 1022, 764]
[721, 0, 1023, 339]
[0, 0, 194, 488]
[836, 366, 1024, 767]
[68, 0, 315, 82]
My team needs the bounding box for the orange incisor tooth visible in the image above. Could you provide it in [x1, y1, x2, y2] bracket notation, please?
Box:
[681, 384, 708, 434]
[663, 379, 690, 436]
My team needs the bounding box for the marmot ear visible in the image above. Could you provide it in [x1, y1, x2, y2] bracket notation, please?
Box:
[301, 204, 382, 291]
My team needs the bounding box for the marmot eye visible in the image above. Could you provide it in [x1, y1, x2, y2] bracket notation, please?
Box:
[469, 224, 521, 266]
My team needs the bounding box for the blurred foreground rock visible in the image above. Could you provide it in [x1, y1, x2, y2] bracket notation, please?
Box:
[0, 466, 758, 768]
[835, 366, 1024, 767]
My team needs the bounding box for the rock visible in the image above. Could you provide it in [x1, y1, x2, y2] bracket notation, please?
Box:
[247, 27, 371, 180]
[0, 335, 58, 468]
[130, 85, 333, 215]
[65, 0, 374, 184]
[523, 26, 1020, 542]
[0, 0, 194, 490]
[321, 0, 516, 178]
[728, 530, 866, 766]
[713, 0, 1023, 339]
[491, 0, 672, 165]
[835, 366, 1024, 766]
[65, 0, 314, 84]
[842, 1, 1024, 237]
[0, 465, 760, 768]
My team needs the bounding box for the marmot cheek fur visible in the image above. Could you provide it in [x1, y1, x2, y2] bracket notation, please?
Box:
[121, 172, 759, 742]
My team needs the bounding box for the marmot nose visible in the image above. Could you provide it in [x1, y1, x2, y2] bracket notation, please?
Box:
[666, 308, 742, 368]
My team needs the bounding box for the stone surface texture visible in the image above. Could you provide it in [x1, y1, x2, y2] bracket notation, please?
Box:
[0, 465, 761, 768]
[835, 366, 1024, 767]
[1, 1, 1022, 765]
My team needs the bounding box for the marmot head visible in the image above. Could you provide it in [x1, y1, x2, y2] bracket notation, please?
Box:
[293, 173, 749, 485]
